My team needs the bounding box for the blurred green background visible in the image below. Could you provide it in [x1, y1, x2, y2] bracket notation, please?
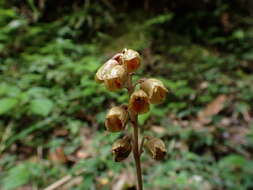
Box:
[0, 0, 253, 189]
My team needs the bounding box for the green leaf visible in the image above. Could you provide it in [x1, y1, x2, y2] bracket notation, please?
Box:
[219, 154, 247, 169]
[138, 111, 150, 126]
[232, 30, 245, 39]
[0, 84, 20, 97]
[0, 98, 18, 115]
[144, 13, 173, 27]
[2, 164, 30, 190]
[30, 98, 54, 116]
[243, 51, 253, 61]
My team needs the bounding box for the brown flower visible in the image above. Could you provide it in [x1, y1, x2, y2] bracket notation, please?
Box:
[95, 59, 120, 83]
[105, 106, 128, 132]
[112, 135, 132, 162]
[145, 136, 166, 160]
[112, 53, 124, 65]
[122, 49, 141, 72]
[140, 78, 168, 104]
[129, 89, 149, 114]
[104, 65, 127, 91]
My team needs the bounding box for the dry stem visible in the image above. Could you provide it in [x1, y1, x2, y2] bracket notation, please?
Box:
[127, 74, 143, 190]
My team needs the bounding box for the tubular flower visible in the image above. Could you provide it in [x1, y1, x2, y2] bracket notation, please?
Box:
[129, 89, 149, 114]
[140, 78, 168, 104]
[112, 136, 132, 162]
[104, 65, 128, 91]
[145, 136, 166, 161]
[95, 59, 120, 83]
[122, 49, 141, 72]
[105, 106, 128, 132]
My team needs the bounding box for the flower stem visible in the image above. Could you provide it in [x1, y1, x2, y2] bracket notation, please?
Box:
[127, 74, 143, 190]
[132, 114, 143, 190]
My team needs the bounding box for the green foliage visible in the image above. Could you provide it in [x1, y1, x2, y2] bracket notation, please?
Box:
[2, 163, 31, 190]
[30, 98, 54, 116]
[1, 162, 45, 190]
[0, 98, 18, 115]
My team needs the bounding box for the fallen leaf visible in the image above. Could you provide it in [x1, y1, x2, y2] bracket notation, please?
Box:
[49, 147, 68, 163]
[199, 82, 209, 89]
[53, 128, 69, 136]
[151, 126, 166, 135]
[198, 95, 227, 124]
[112, 175, 126, 190]
[75, 149, 92, 159]
[97, 177, 109, 186]
[227, 126, 249, 146]
[112, 170, 135, 190]
[242, 111, 252, 122]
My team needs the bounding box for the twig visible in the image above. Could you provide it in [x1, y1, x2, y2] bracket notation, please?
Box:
[62, 176, 83, 190]
[43, 175, 72, 190]
[43, 170, 84, 190]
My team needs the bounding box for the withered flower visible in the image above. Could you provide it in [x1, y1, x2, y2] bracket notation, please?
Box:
[129, 89, 149, 114]
[104, 65, 128, 91]
[122, 49, 141, 72]
[140, 78, 168, 104]
[95, 49, 169, 189]
[145, 136, 166, 161]
[112, 53, 124, 65]
[105, 106, 128, 132]
[112, 135, 132, 162]
[95, 59, 120, 83]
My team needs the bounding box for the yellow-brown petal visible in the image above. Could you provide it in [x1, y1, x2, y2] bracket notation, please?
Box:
[112, 53, 124, 65]
[145, 136, 166, 161]
[129, 89, 149, 114]
[122, 49, 141, 72]
[95, 59, 120, 83]
[112, 136, 132, 162]
[140, 78, 168, 104]
[105, 106, 128, 132]
[104, 65, 127, 91]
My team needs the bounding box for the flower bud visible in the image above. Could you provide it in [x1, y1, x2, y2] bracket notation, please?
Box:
[145, 136, 166, 161]
[104, 65, 127, 91]
[105, 106, 128, 132]
[140, 78, 168, 104]
[112, 136, 132, 162]
[122, 49, 141, 72]
[129, 89, 149, 114]
[95, 59, 120, 83]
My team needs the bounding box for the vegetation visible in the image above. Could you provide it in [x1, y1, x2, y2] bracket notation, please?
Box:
[0, 1, 253, 189]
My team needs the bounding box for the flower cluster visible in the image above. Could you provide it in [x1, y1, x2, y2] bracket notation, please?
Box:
[95, 48, 168, 161]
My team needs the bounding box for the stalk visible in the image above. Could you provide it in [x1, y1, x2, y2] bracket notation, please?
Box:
[127, 74, 143, 190]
